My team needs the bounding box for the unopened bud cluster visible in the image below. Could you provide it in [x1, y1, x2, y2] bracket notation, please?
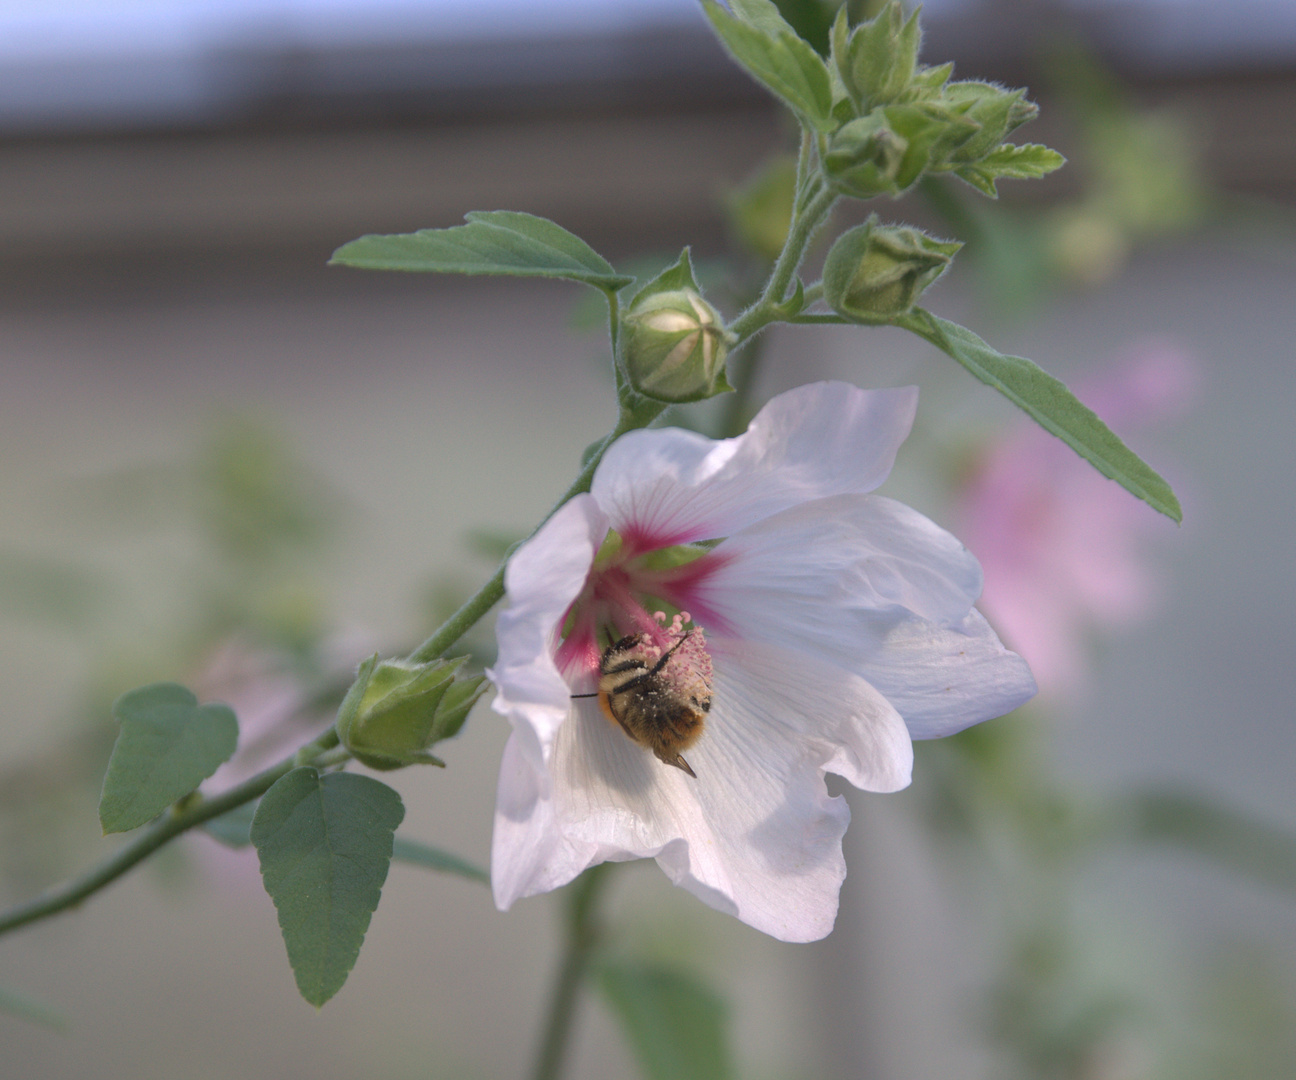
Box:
[817, 2, 1058, 200]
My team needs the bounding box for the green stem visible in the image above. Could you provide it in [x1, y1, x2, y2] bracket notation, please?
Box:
[728, 183, 837, 344]
[0, 728, 340, 937]
[716, 332, 766, 438]
[530, 864, 615, 1080]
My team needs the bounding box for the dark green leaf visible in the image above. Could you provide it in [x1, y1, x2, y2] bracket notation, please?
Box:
[0, 548, 106, 628]
[330, 210, 633, 291]
[203, 801, 257, 847]
[1112, 789, 1296, 897]
[703, 0, 835, 132]
[390, 836, 490, 885]
[0, 985, 68, 1031]
[251, 767, 405, 1007]
[898, 309, 1182, 521]
[771, 0, 836, 55]
[99, 683, 238, 834]
[599, 961, 734, 1080]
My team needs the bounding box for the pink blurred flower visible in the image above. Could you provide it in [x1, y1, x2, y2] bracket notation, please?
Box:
[187, 631, 374, 881]
[955, 338, 1197, 699]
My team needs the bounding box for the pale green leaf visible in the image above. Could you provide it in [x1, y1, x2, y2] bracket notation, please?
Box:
[251, 767, 404, 1007]
[899, 309, 1182, 521]
[390, 836, 489, 885]
[954, 142, 1066, 196]
[99, 683, 238, 834]
[599, 961, 734, 1080]
[702, 0, 834, 132]
[330, 210, 632, 291]
[729, 0, 795, 36]
[1112, 789, 1296, 897]
[0, 985, 68, 1031]
[203, 801, 257, 847]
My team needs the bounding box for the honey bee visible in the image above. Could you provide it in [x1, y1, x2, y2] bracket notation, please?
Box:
[574, 631, 711, 778]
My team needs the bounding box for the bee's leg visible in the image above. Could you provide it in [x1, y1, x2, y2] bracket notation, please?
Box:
[656, 749, 697, 778]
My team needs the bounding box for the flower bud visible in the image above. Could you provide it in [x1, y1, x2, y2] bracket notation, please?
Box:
[823, 217, 961, 319]
[337, 654, 486, 771]
[619, 251, 734, 404]
[824, 105, 976, 199]
[823, 113, 911, 199]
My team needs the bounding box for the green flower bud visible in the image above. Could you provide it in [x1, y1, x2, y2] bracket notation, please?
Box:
[620, 251, 734, 404]
[830, 1, 922, 113]
[824, 104, 977, 198]
[823, 112, 911, 199]
[823, 217, 961, 319]
[337, 654, 486, 771]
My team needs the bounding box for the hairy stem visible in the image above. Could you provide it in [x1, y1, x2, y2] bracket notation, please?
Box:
[530, 864, 615, 1080]
[729, 183, 837, 344]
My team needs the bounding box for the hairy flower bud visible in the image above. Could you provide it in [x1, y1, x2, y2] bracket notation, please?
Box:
[823, 217, 961, 319]
[337, 654, 485, 771]
[619, 251, 734, 404]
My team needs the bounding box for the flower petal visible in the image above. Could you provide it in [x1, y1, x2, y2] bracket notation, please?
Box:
[591, 382, 918, 548]
[489, 495, 607, 775]
[850, 610, 1038, 739]
[692, 494, 1035, 738]
[496, 634, 911, 941]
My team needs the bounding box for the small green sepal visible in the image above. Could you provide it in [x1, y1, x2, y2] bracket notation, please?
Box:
[337, 654, 486, 771]
[823, 216, 961, 319]
[618, 251, 735, 404]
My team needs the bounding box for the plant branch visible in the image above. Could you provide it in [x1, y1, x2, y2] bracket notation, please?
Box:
[0, 728, 341, 938]
[728, 183, 837, 344]
[530, 864, 615, 1080]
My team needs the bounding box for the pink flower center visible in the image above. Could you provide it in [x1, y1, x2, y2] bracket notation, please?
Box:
[553, 532, 729, 692]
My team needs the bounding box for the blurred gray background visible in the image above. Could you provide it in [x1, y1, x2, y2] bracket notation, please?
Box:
[1, 1, 1293, 1078]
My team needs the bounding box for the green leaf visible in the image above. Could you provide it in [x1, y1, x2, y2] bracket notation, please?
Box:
[390, 836, 490, 886]
[330, 210, 633, 291]
[203, 801, 257, 847]
[598, 961, 735, 1080]
[954, 143, 1066, 197]
[702, 0, 835, 132]
[730, 0, 797, 37]
[99, 683, 238, 834]
[898, 309, 1182, 521]
[0, 985, 68, 1031]
[251, 767, 405, 1007]
[1112, 789, 1296, 897]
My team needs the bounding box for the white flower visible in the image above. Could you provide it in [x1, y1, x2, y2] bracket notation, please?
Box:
[488, 382, 1035, 941]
